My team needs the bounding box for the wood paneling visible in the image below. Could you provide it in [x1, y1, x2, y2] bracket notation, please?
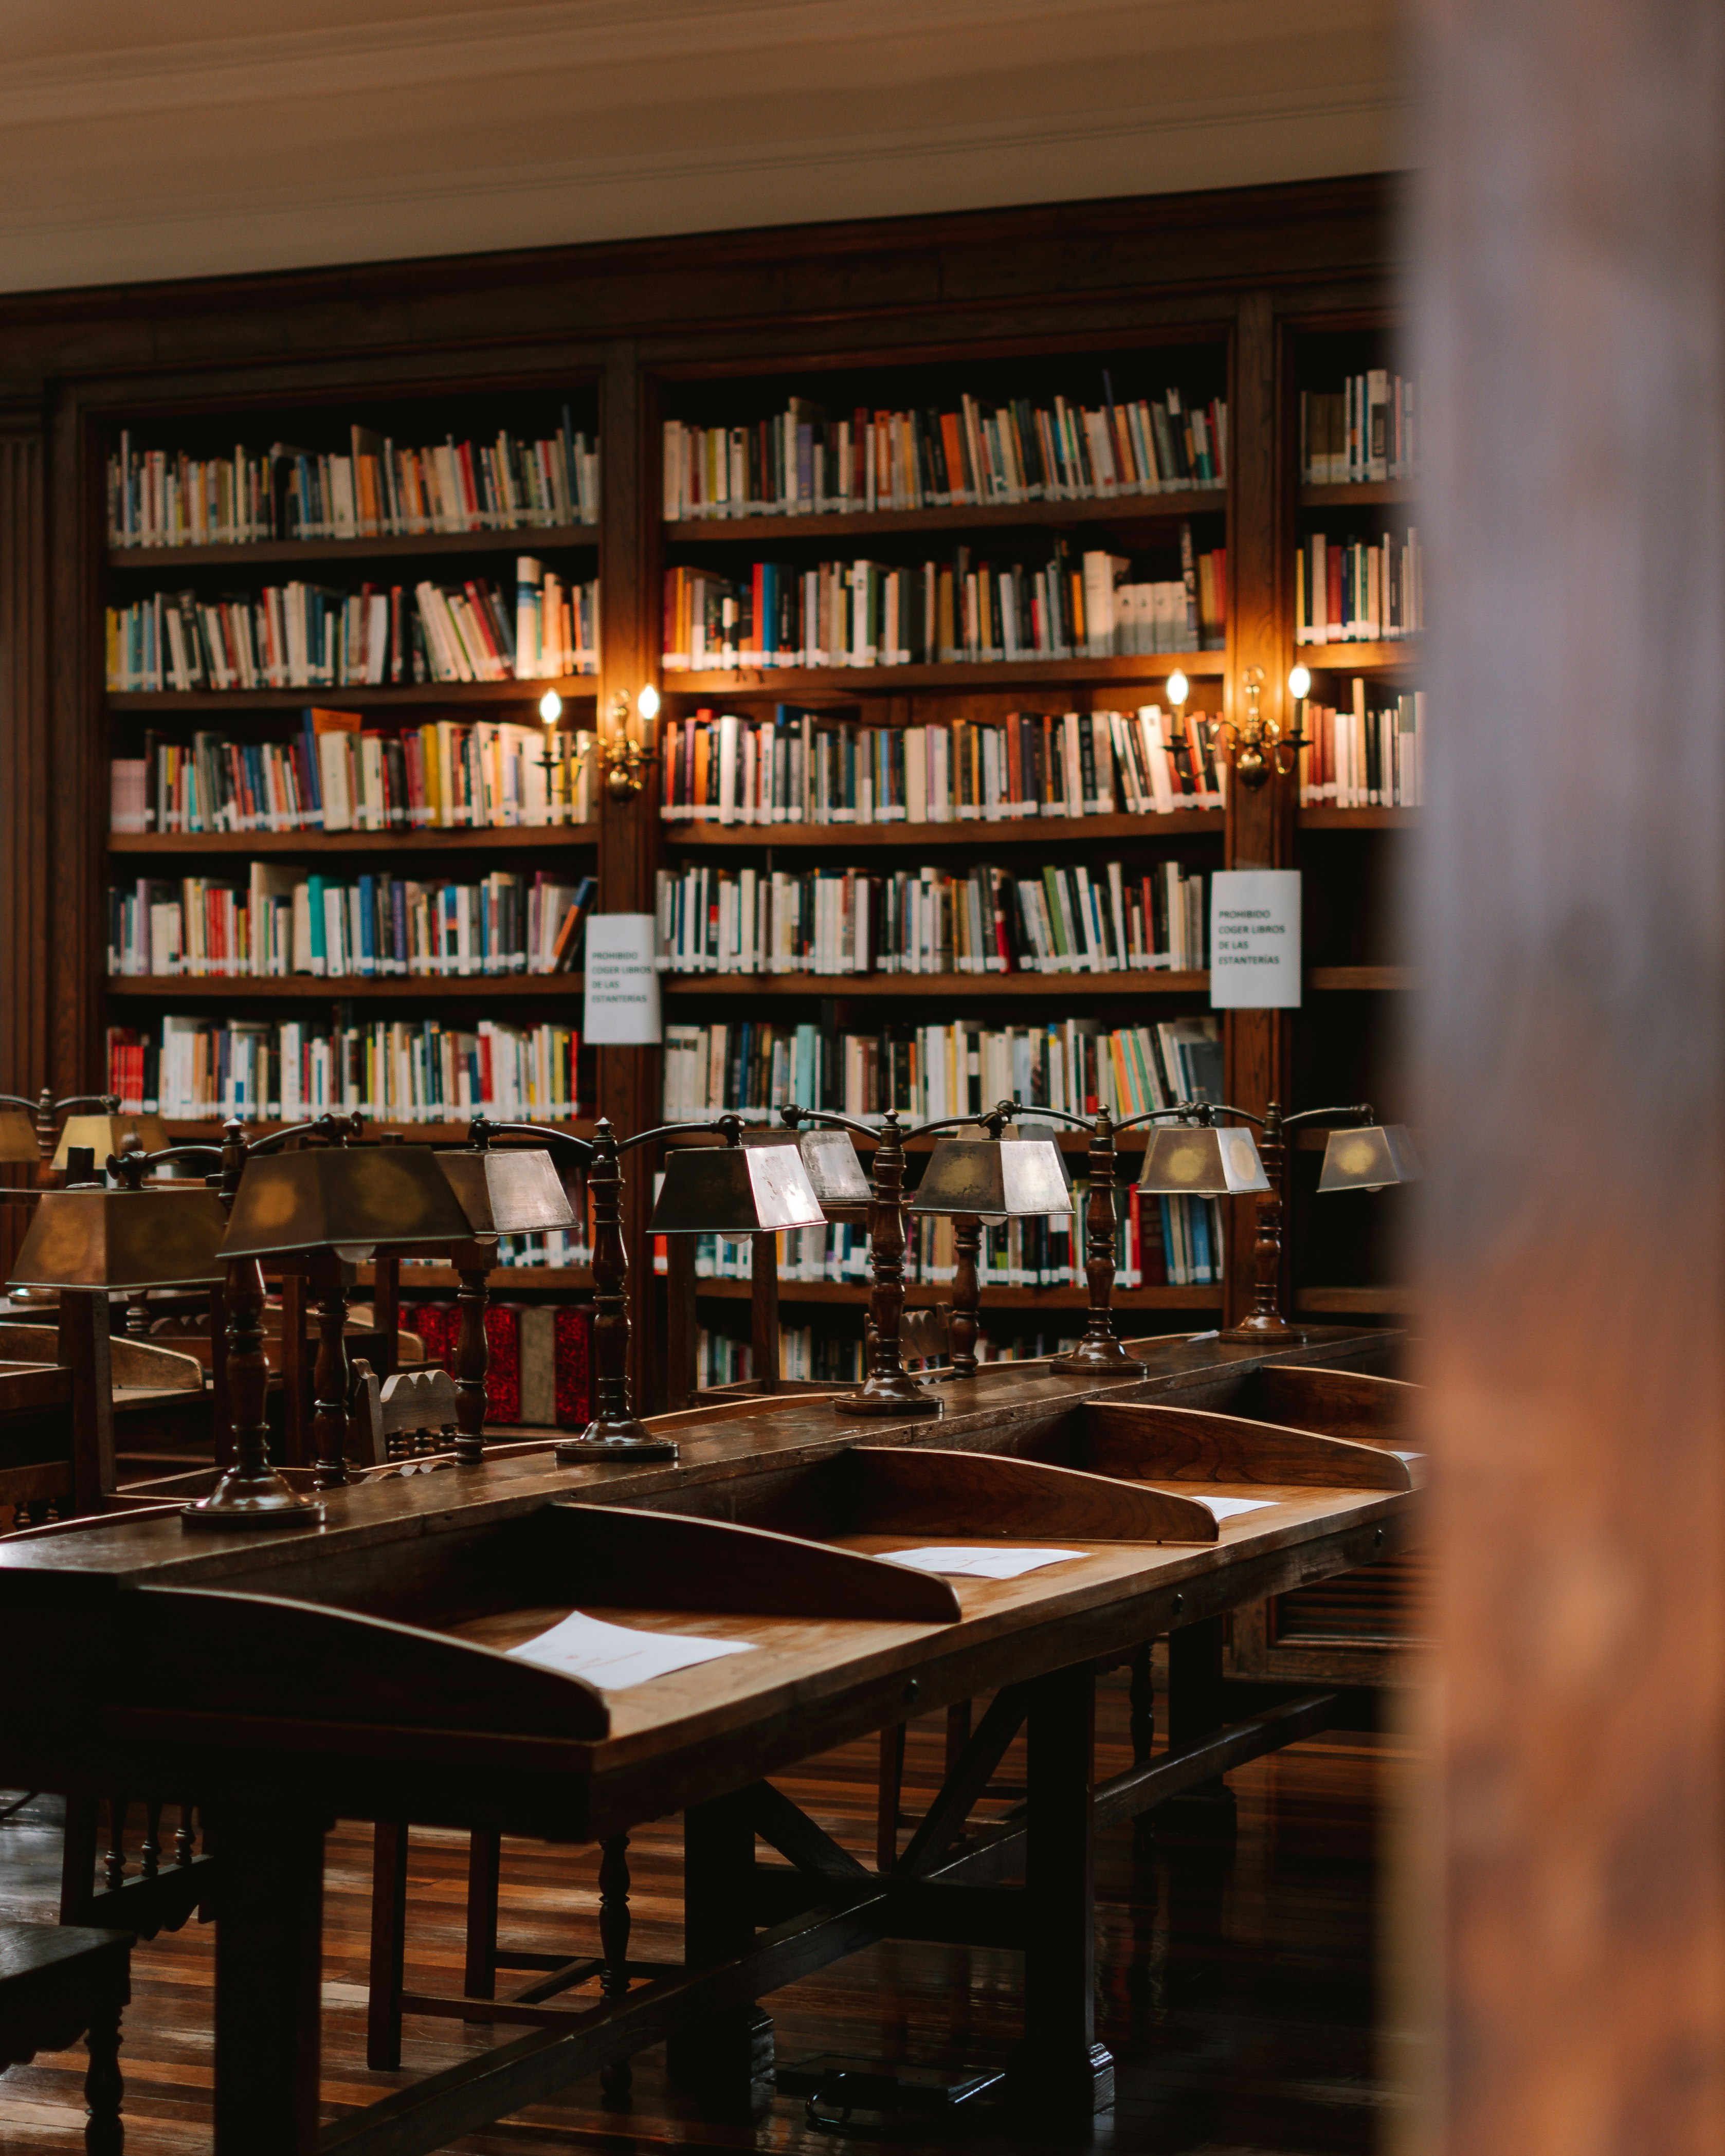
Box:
[1417, 0, 1725, 2146]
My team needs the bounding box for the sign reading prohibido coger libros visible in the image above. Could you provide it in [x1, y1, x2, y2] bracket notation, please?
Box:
[1208, 870, 1302, 1009]
[583, 914, 663, 1044]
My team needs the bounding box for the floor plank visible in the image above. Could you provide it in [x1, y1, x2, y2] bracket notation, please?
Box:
[0, 1672, 1412, 2153]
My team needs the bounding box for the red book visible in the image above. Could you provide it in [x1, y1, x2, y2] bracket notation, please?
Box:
[553, 1305, 593, 1429]
[483, 1303, 521, 1423]
[404, 1302, 455, 1368]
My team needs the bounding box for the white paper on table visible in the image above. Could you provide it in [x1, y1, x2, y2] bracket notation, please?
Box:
[1168, 1493, 1275, 1521]
[882, 1546, 1086, 1580]
[507, 1610, 754, 1691]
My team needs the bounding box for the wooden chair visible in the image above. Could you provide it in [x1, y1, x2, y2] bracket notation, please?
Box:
[348, 1364, 460, 1467]
[0, 1922, 131, 2153]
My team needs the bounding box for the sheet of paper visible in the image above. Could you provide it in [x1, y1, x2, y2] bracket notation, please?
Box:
[583, 913, 662, 1044]
[1169, 1493, 1275, 1521]
[883, 1545, 1086, 1580]
[1209, 869, 1302, 1008]
[508, 1610, 754, 1691]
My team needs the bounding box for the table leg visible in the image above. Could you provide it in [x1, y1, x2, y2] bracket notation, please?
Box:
[211, 1804, 328, 2155]
[1010, 1664, 1115, 2119]
[668, 1790, 772, 2121]
[1162, 1614, 1238, 1838]
[367, 1822, 408, 2071]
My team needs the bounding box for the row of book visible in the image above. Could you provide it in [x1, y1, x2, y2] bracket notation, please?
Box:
[687, 1329, 1071, 1386]
[105, 1017, 590, 1124]
[402, 1301, 593, 1430]
[108, 417, 600, 547]
[106, 562, 599, 691]
[661, 1014, 1222, 1126]
[1299, 689, 1426, 807]
[661, 385, 1227, 520]
[667, 1186, 1222, 1290]
[1299, 374, 1418, 484]
[1293, 528, 1424, 644]
[652, 861, 1208, 977]
[108, 870, 594, 980]
[663, 536, 1223, 669]
[660, 706, 1226, 823]
[111, 715, 595, 835]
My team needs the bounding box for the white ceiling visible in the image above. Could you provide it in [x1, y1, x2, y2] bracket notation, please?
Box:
[0, 0, 1408, 294]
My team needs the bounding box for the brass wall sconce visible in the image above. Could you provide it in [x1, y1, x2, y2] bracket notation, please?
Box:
[602, 683, 660, 800]
[1206, 664, 1313, 789]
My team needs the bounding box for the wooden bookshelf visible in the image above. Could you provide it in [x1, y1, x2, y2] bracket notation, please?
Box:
[165, 1119, 595, 1144]
[106, 524, 597, 570]
[0, 174, 1411, 1377]
[663, 653, 1226, 695]
[691, 1278, 1221, 1310]
[1297, 805, 1417, 831]
[660, 969, 1209, 1000]
[366, 1263, 593, 1292]
[660, 811, 1224, 848]
[110, 824, 600, 855]
[665, 492, 1227, 543]
[1295, 1284, 1414, 1314]
[108, 974, 582, 999]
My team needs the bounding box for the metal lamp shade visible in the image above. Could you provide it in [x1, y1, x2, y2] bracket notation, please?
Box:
[782, 1126, 873, 1215]
[221, 1146, 474, 1260]
[49, 1111, 172, 1172]
[1317, 1124, 1423, 1192]
[437, 1148, 575, 1235]
[1137, 1124, 1270, 1197]
[650, 1143, 826, 1236]
[907, 1135, 1073, 1219]
[8, 1184, 229, 1290]
[0, 1108, 38, 1163]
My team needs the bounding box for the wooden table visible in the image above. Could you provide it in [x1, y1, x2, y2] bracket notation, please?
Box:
[0, 1328, 1414, 2156]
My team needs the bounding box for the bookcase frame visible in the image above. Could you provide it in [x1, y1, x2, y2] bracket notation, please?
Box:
[0, 174, 1409, 1399]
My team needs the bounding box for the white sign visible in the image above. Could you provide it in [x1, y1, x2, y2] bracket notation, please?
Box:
[1208, 870, 1302, 1009]
[583, 913, 662, 1044]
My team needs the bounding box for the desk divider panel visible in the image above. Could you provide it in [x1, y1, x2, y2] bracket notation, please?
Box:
[1252, 1365, 1418, 1447]
[843, 1446, 1219, 1544]
[1082, 1403, 1413, 1489]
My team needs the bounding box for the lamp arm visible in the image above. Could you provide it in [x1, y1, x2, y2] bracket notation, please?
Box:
[55, 1093, 120, 1114]
[902, 1099, 1023, 1146]
[0, 1094, 40, 1116]
[244, 1111, 366, 1155]
[1280, 1102, 1375, 1130]
[616, 1115, 745, 1156]
[467, 1116, 595, 1162]
[779, 1104, 882, 1145]
[1111, 1101, 1207, 1136]
[108, 1143, 223, 1180]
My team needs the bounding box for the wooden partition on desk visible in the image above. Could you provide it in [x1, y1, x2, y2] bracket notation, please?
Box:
[1417, 3, 1725, 2149]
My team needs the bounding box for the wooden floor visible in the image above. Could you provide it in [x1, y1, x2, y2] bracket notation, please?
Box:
[0, 1672, 1415, 2154]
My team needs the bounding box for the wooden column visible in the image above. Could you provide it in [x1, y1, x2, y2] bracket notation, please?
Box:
[1418, 3, 1725, 2149]
[0, 405, 50, 1276]
[1222, 289, 1295, 1328]
[598, 337, 661, 1405]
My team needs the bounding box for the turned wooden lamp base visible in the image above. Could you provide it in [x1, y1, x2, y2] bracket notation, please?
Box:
[1050, 1335, 1149, 1376]
[1219, 1313, 1308, 1345]
[833, 1376, 941, 1418]
[556, 1423, 679, 1464]
[183, 1473, 324, 1531]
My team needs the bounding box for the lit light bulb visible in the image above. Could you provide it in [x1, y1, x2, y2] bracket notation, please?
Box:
[1166, 668, 1189, 708]
[539, 688, 563, 726]
[637, 684, 661, 722]
[1287, 665, 1312, 701]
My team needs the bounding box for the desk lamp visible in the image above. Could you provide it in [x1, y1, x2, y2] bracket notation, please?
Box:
[220, 1122, 471, 1490]
[905, 1104, 1071, 1378]
[782, 1100, 1046, 1415]
[1003, 1102, 1207, 1375]
[6, 1139, 230, 1502]
[1137, 1102, 1420, 1343]
[0, 1091, 162, 1192]
[649, 1117, 826, 1407]
[436, 1130, 577, 1463]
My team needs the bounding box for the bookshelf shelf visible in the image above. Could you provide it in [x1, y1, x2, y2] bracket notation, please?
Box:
[664, 493, 1228, 544]
[164, 1119, 595, 1145]
[1297, 806, 1418, 831]
[1291, 641, 1422, 673]
[110, 824, 600, 855]
[107, 680, 597, 712]
[106, 524, 598, 571]
[1307, 965, 1414, 991]
[661, 810, 1224, 849]
[662, 653, 1225, 696]
[1297, 481, 1413, 509]
[661, 969, 1209, 1000]
[1295, 1284, 1413, 1314]
[691, 1278, 1222, 1310]
[108, 974, 582, 999]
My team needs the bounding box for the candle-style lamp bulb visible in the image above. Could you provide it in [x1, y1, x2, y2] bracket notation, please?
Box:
[1288, 664, 1312, 701]
[1167, 668, 1189, 709]
[637, 684, 660, 723]
[539, 688, 564, 725]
